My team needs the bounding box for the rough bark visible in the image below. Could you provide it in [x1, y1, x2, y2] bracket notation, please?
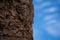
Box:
[0, 0, 34, 40]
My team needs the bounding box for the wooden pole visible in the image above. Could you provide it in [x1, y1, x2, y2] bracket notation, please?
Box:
[0, 0, 34, 40]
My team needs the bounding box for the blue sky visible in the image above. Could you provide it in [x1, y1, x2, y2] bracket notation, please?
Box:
[32, 0, 60, 40]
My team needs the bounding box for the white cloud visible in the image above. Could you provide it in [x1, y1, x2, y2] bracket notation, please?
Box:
[47, 20, 57, 25]
[46, 26, 60, 37]
[33, 28, 40, 37]
[44, 7, 57, 13]
[34, 2, 52, 9]
[40, 2, 52, 9]
[33, 28, 42, 40]
[44, 14, 57, 21]
[45, 20, 60, 37]
[35, 0, 42, 2]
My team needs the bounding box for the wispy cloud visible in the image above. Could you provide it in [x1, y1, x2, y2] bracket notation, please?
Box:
[40, 2, 52, 9]
[45, 19, 60, 37]
[35, 0, 42, 2]
[47, 20, 57, 25]
[46, 26, 60, 37]
[44, 14, 60, 37]
[44, 7, 57, 13]
[35, 2, 52, 9]
[44, 14, 57, 21]
[33, 28, 41, 40]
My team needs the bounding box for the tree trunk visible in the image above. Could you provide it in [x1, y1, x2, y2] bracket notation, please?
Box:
[0, 0, 34, 40]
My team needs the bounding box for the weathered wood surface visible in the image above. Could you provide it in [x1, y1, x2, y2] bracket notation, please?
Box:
[0, 0, 34, 40]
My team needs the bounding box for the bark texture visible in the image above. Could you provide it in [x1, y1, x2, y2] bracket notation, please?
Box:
[0, 0, 34, 40]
